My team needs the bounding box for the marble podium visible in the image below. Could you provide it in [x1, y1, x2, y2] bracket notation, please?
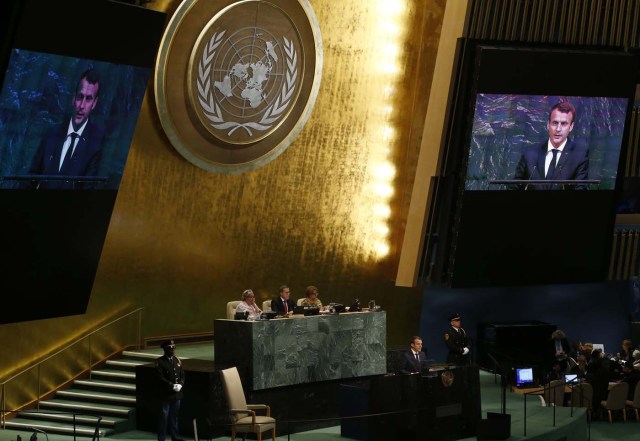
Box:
[214, 311, 387, 390]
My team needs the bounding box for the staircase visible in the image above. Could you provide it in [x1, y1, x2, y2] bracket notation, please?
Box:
[3, 349, 160, 438]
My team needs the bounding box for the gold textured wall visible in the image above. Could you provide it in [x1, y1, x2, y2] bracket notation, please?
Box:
[0, 0, 448, 380]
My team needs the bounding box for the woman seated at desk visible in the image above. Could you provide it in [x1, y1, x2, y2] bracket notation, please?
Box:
[300, 285, 323, 309]
[235, 289, 262, 320]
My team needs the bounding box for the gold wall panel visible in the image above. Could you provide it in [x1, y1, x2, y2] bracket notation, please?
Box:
[1, 0, 446, 380]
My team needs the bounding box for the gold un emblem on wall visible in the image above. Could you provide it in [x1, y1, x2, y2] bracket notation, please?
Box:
[155, 0, 323, 173]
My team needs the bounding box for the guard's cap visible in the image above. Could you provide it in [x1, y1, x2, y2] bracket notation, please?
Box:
[449, 314, 461, 321]
[161, 339, 175, 349]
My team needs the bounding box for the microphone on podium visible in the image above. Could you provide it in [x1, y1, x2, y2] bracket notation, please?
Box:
[524, 165, 538, 190]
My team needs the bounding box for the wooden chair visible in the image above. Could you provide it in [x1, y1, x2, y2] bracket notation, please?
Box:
[542, 380, 565, 407]
[220, 366, 276, 441]
[226, 301, 241, 320]
[600, 381, 629, 423]
[625, 381, 640, 422]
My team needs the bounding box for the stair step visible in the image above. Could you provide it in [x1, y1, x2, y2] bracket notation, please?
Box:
[106, 359, 149, 369]
[91, 369, 136, 381]
[39, 399, 134, 416]
[74, 378, 137, 392]
[18, 410, 127, 428]
[3, 417, 112, 438]
[56, 390, 136, 404]
[122, 350, 161, 360]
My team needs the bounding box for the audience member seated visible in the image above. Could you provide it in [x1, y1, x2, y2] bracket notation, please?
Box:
[545, 361, 565, 383]
[300, 285, 323, 309]
[633, 349, 640, 368]
[570, 353, 588, 379]
[617, 339, 635, 366]
[609, 341, 634, 381]
[576, 341, 594, 362]
[586, 348, 610, 417]
[235, 289, 262, 320]
[620, 361, 640, 400]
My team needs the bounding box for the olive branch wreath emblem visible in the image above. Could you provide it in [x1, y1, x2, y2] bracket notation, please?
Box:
[196, 31, 298, 137]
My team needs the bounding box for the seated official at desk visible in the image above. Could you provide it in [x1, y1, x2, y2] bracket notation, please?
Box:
[399, 335, 428, 374]
[235, 289, 262, 320]
[619, 361, 640, 400]
[300, 285, 323, 309]
[271, 284, 295, 316]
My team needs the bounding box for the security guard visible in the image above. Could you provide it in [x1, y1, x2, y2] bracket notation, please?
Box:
[444, 314, 470, 365]
[156, 339, 185, 441]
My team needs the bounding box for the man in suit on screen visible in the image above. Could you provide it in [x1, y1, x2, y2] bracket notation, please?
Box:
[513, 101, 589, 190]
[28, 68, 105, 189]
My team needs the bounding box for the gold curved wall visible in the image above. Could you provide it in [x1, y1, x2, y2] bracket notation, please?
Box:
[0, 0, 448, 380]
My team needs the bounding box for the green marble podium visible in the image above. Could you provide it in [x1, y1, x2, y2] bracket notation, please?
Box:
[214, 311, 387, 390]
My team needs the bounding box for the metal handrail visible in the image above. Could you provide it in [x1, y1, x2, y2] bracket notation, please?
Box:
[0, 307, 144, 428]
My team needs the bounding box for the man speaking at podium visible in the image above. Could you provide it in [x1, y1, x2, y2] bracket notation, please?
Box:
[399, 335, 428, 374]
[513, 101, 589, 190]
[28, 68, 105, 189]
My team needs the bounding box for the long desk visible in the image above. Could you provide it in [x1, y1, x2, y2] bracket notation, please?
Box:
[512, 385, 571, 395]
[214, 311, 387, 390]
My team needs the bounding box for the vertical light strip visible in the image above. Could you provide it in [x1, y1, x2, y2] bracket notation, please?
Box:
[367, 0, 406, 258]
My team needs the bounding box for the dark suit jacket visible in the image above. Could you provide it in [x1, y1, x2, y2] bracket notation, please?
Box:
[513, 140, 589, 190]
[271, 296, 295, 314]
[28, 119, 105, 189]
[399, 349, 428, 374]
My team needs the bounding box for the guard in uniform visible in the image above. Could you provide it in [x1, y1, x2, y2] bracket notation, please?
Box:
[444, 314, 470, 365]
[156, 339, 185, 441]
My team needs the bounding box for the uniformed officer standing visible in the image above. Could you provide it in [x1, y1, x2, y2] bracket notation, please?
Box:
[156, 339, 185, 441]
[444, 314, 471, 365]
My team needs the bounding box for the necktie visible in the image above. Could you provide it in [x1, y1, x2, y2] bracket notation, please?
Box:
[546, 149, 559, 179]
[60, 133, 78, 170]
[284, 300, 288, 313]
[415, 352, 420, 363]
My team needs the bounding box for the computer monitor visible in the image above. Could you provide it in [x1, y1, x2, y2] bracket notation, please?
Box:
[515, 367, 534, 386]
[293, 306, 319, 316]
[564, 373, 579, 384]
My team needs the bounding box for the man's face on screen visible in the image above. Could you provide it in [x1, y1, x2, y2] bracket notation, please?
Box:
[72, 78, 99, 128]
[547, 109, 574, 148]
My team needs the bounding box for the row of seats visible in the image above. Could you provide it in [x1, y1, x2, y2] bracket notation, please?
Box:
[542, 380, 640, 423]
[226, 299, 310, 320]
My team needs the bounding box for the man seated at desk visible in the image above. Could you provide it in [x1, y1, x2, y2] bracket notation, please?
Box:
[271, 284, 295, 316]
[619, 362, 640, 400]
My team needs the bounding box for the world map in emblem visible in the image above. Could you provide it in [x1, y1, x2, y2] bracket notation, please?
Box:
[196, 27, 298, 142]
[155, 0, 322, 173]
[215, 40, 278, 109]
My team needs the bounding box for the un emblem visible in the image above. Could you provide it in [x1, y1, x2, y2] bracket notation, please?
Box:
[155, 0, 322, 173]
